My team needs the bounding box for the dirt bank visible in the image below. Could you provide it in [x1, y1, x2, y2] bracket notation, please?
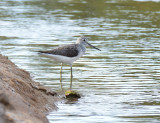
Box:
[0, 54, 59, 123]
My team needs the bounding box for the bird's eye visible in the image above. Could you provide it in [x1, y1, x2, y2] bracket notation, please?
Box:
[83, 39, 85, 41]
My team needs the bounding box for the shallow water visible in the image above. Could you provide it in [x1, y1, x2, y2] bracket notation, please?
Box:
[0, 0, 160, 122]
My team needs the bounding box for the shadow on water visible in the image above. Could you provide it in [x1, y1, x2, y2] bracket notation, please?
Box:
[1, 0, 160, 122]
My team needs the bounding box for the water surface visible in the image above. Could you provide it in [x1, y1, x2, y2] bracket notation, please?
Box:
[0, 0, 160, 122]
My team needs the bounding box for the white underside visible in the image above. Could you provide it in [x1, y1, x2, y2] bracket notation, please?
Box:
[40, 53, 83, 65]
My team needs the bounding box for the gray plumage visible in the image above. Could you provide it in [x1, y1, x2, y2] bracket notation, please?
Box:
[39, 44, 79, 57]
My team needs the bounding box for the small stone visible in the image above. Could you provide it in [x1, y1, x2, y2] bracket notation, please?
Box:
[65, 90, 81, 99]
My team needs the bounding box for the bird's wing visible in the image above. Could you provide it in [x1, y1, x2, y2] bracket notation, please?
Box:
[39, 44, 79, 57]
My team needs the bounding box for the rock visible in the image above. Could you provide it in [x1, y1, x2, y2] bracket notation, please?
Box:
[65, 90, 81, 99]
[0, 93, 14, 123]
[0, 54, 59, 123]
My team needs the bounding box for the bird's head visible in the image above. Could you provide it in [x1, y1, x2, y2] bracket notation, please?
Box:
[76, 36, 88, 45]
[76, 36, 101, 51]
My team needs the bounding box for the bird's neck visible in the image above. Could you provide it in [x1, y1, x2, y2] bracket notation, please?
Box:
[80, 44, 86, 54]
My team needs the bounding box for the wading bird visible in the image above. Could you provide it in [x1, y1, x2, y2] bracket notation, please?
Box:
[38, 36, 101, 90]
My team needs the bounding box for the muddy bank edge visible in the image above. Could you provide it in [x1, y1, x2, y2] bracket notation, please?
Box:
[0, 54, 59, 123]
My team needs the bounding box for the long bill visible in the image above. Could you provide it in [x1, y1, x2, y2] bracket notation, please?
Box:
[86, 42, 101, 51]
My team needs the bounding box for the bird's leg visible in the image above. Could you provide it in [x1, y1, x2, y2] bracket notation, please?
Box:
[60, 63, 63, 91]
[70, 66, 73, 90]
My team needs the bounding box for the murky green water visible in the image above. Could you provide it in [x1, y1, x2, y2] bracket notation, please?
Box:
[1, 0, 160, 122]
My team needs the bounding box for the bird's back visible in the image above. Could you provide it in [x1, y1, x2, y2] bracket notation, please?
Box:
[39, 44, 79, 57]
